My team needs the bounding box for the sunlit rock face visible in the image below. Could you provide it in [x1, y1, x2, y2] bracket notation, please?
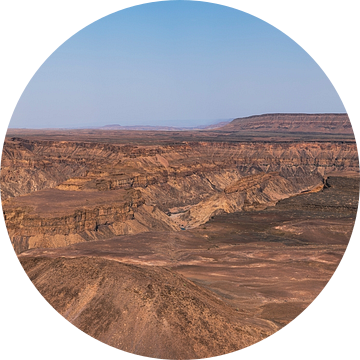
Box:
[2, 131, 358, 253]
[1, 114, 359, 359]
[220, 113, 354, 134]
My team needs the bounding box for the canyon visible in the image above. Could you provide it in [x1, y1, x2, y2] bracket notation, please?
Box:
[1, 113, 359, 359]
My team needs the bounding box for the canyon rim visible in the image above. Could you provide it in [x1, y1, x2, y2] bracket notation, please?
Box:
[2, 114, 359, 359]
[0, 1, 359, 359]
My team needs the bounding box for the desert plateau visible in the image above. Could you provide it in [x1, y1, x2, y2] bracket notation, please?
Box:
[1, 113, 359, 359]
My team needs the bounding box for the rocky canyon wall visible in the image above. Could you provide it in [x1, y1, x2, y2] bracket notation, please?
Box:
[2, 138, 358, 198]
[1, 137, 358, 254]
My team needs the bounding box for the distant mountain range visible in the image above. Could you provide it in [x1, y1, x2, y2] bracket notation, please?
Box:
[98, 120, 232, 131]
[8, 113, 353, 136]
[98, 113, 352, 134]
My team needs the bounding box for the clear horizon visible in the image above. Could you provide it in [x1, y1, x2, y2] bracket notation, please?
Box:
[9, 1, 346, 129]
[7, 112, 348, 130]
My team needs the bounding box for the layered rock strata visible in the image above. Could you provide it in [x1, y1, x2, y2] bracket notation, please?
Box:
[220, 113, 353, 134]
[1, 138, 358, 200]
[1, 137, 358, 254]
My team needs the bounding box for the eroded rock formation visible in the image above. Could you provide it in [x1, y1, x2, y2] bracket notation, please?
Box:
[1, 114, 359, 359]
[1, 135, 358, 254]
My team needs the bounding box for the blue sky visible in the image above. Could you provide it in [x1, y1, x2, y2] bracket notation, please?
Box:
[10, 1, 346, 129]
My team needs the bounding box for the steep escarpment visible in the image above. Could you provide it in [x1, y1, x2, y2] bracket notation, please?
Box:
[20, 256, 274, 359]
[4, 168, 323, 253]
[220, 113, 353, 134]
[3, 188, 145, 253]
[0, 138, 90, 198]
[177, 170, 324, 229]
[1, 137, 358, 254]
[1, 138, 358, 200]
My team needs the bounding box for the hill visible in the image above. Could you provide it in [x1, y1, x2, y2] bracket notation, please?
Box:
[218, 113, 353, 135]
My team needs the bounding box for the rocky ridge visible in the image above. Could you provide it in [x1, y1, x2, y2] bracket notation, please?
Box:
[220, 113, 353, 134]
[20, 256, 274, 359]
